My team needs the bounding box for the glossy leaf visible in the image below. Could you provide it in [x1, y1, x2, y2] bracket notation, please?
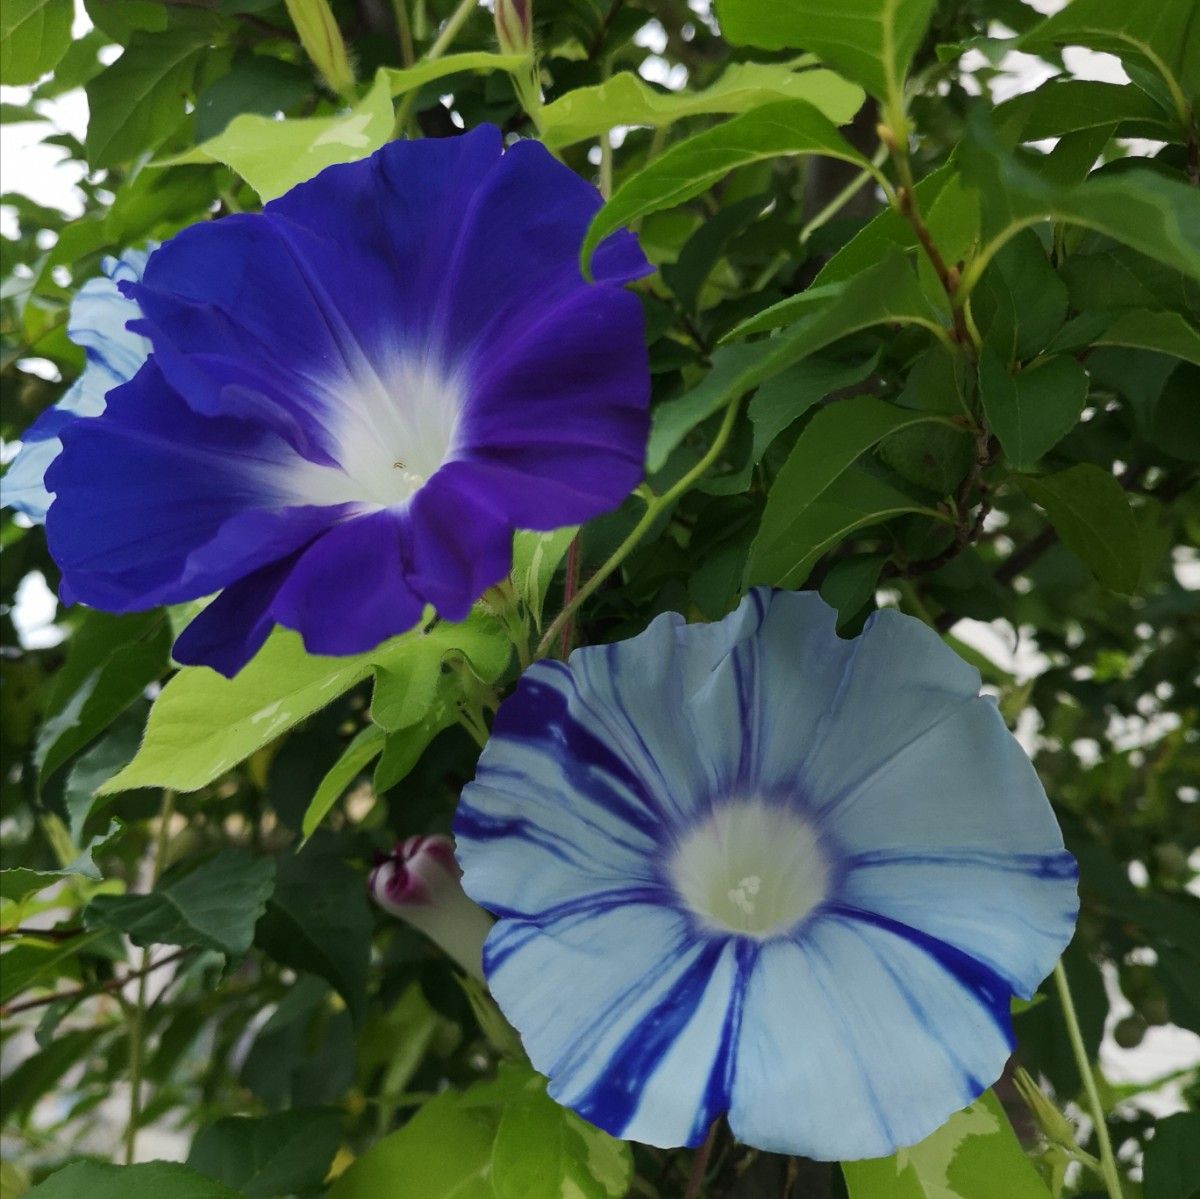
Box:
[85, 848, 276, 957]
[582, 100, 879, 269]
[979, 350, 1089, 470]
[842, 1090, 1052, 1199]
[24, 1162, 244, 1199]
[1019, 464, 1142, 593]
[714, 0, 938, 107]
[539, 62, 863, 148]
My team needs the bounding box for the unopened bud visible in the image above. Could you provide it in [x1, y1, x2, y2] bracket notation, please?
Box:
[494, 0, 532, 56]
[1013, 1067, 1077, 1151]
[285, 0, 355, 98]
[369, 835, 492, 980]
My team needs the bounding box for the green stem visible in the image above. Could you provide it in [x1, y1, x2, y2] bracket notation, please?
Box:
[391, 0, 478, 136]
[390, 0, 414, 65]
[536, 394, 744, 660]
[799, 144, 889, 245]
[125, 791, 175, 1165]
[1054, 961, 1123, 1199]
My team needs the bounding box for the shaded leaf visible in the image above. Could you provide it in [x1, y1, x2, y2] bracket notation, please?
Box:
[24, 1161, 243, 1199]
[85, 848, 276, 957]
[1019, 465, 1141, 593]
[0, 0, 72, 85]
[979, 350, 1088, 469]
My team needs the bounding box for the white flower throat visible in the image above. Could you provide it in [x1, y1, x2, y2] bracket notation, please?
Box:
[284, 352, 463, 510]
[669, 800, 830, 939]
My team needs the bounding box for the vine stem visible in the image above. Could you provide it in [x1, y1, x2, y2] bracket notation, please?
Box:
[1053, 961, 1123, 1199]
[391, 0, 478, 135]
[125, 791, 176, 1165]
[683, 1121, 719, 1199]
[536, 393, 744, 660]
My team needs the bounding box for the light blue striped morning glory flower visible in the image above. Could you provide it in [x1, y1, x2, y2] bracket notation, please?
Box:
[0, 248, 152, 522]
[454, 588, 1078, 1160]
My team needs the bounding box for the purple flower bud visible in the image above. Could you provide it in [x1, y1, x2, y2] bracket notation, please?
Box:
[494, 0, 532, 56]
[369, 835, 493, 979]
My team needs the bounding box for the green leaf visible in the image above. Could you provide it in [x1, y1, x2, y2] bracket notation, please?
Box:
[85, 848, 276, 957]
[491, 1081, 632, 1199]
[161, 68, 394, 202]
[747, 395, 949, 587]
[539, 61, 863, 148]
[329, 1066, 631, 1199]
[85, 29, 211, 168]
[1143, 1111, 1200, 1199]
[714, 0, 938, 107]
[727, 247, 945, 343]
[842, 1090, 1052, 1199]
[382, 51, 530, 97]
[1021, 0, 1198, 122]
[979, 350, 1088, 470]
[299, 725, 386, 842]
[187, 1109, 343, 1199]
[1093, 309, 1200, 365]
[820, 553, 888, 627]
[34, 610, 170, 788]
[99, 607, 506, 796]
[24, 1161, 244, 1199]
[255, 836, 372, 1021]
[83, 0, 166, 43]
[1019, 464, 1141, 593]
[0, 820, 124, 904]
[194, 57, 314, 141]
[581, 100, 879, 270]
[0, 930, 107, 1006]
[328, 1089, 497, 1199]
[995, 78, 1177, 142]
[511, 527, 577, 631]
[373, 681, 458, 794]
[0, 0, 72, 85]
[959, 112, 1200, 293]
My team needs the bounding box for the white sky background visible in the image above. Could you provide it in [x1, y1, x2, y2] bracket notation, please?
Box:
[2, 0, 1198, 1156]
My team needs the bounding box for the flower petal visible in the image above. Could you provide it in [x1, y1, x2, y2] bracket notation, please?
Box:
[729, 912, 1014, 1159]
[484, 903, 746, 1147]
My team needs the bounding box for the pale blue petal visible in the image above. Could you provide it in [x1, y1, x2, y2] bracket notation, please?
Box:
[729, 912, 1013, 1159]
[1, 250, 152, 522]
[483, 903, 747, 1147]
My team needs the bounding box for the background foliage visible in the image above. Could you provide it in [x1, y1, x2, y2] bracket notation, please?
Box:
[2, 0, 1199, 1196]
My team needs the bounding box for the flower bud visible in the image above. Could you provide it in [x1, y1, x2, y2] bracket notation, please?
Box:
[369, 835, 492, 980]
[284, 0, 356, 98]
[1013, 1067, 1078, 1151]
[494, 0, 532, 57]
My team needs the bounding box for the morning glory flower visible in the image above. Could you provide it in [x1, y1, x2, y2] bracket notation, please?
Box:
[369, 834, 493, 979]
[454, 589, 1078, 1159]
[44, 127, 651, 676]
[1, 249, 151, 522]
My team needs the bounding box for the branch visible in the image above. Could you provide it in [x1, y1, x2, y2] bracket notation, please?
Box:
[1, 948, 194, 1018]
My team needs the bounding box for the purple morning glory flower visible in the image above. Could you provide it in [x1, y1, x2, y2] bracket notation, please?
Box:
[454, 589, 1078, 1159]
[44, 127, 651, 676]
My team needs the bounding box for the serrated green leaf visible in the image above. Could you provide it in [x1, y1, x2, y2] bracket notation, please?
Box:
[842, 1090, 1052, 1199]
[582, 100, 881, 270]
[85, 848, 275, 957]
[979, 350, 1088, 469]
[1019, 464, 1141, 593]
[714, 0, 938, 108]
[540, 61, 863, 148]
[0, 0, 72, 85]
[85, 28, 211, 168]
[25, 1161, 243, 1199]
